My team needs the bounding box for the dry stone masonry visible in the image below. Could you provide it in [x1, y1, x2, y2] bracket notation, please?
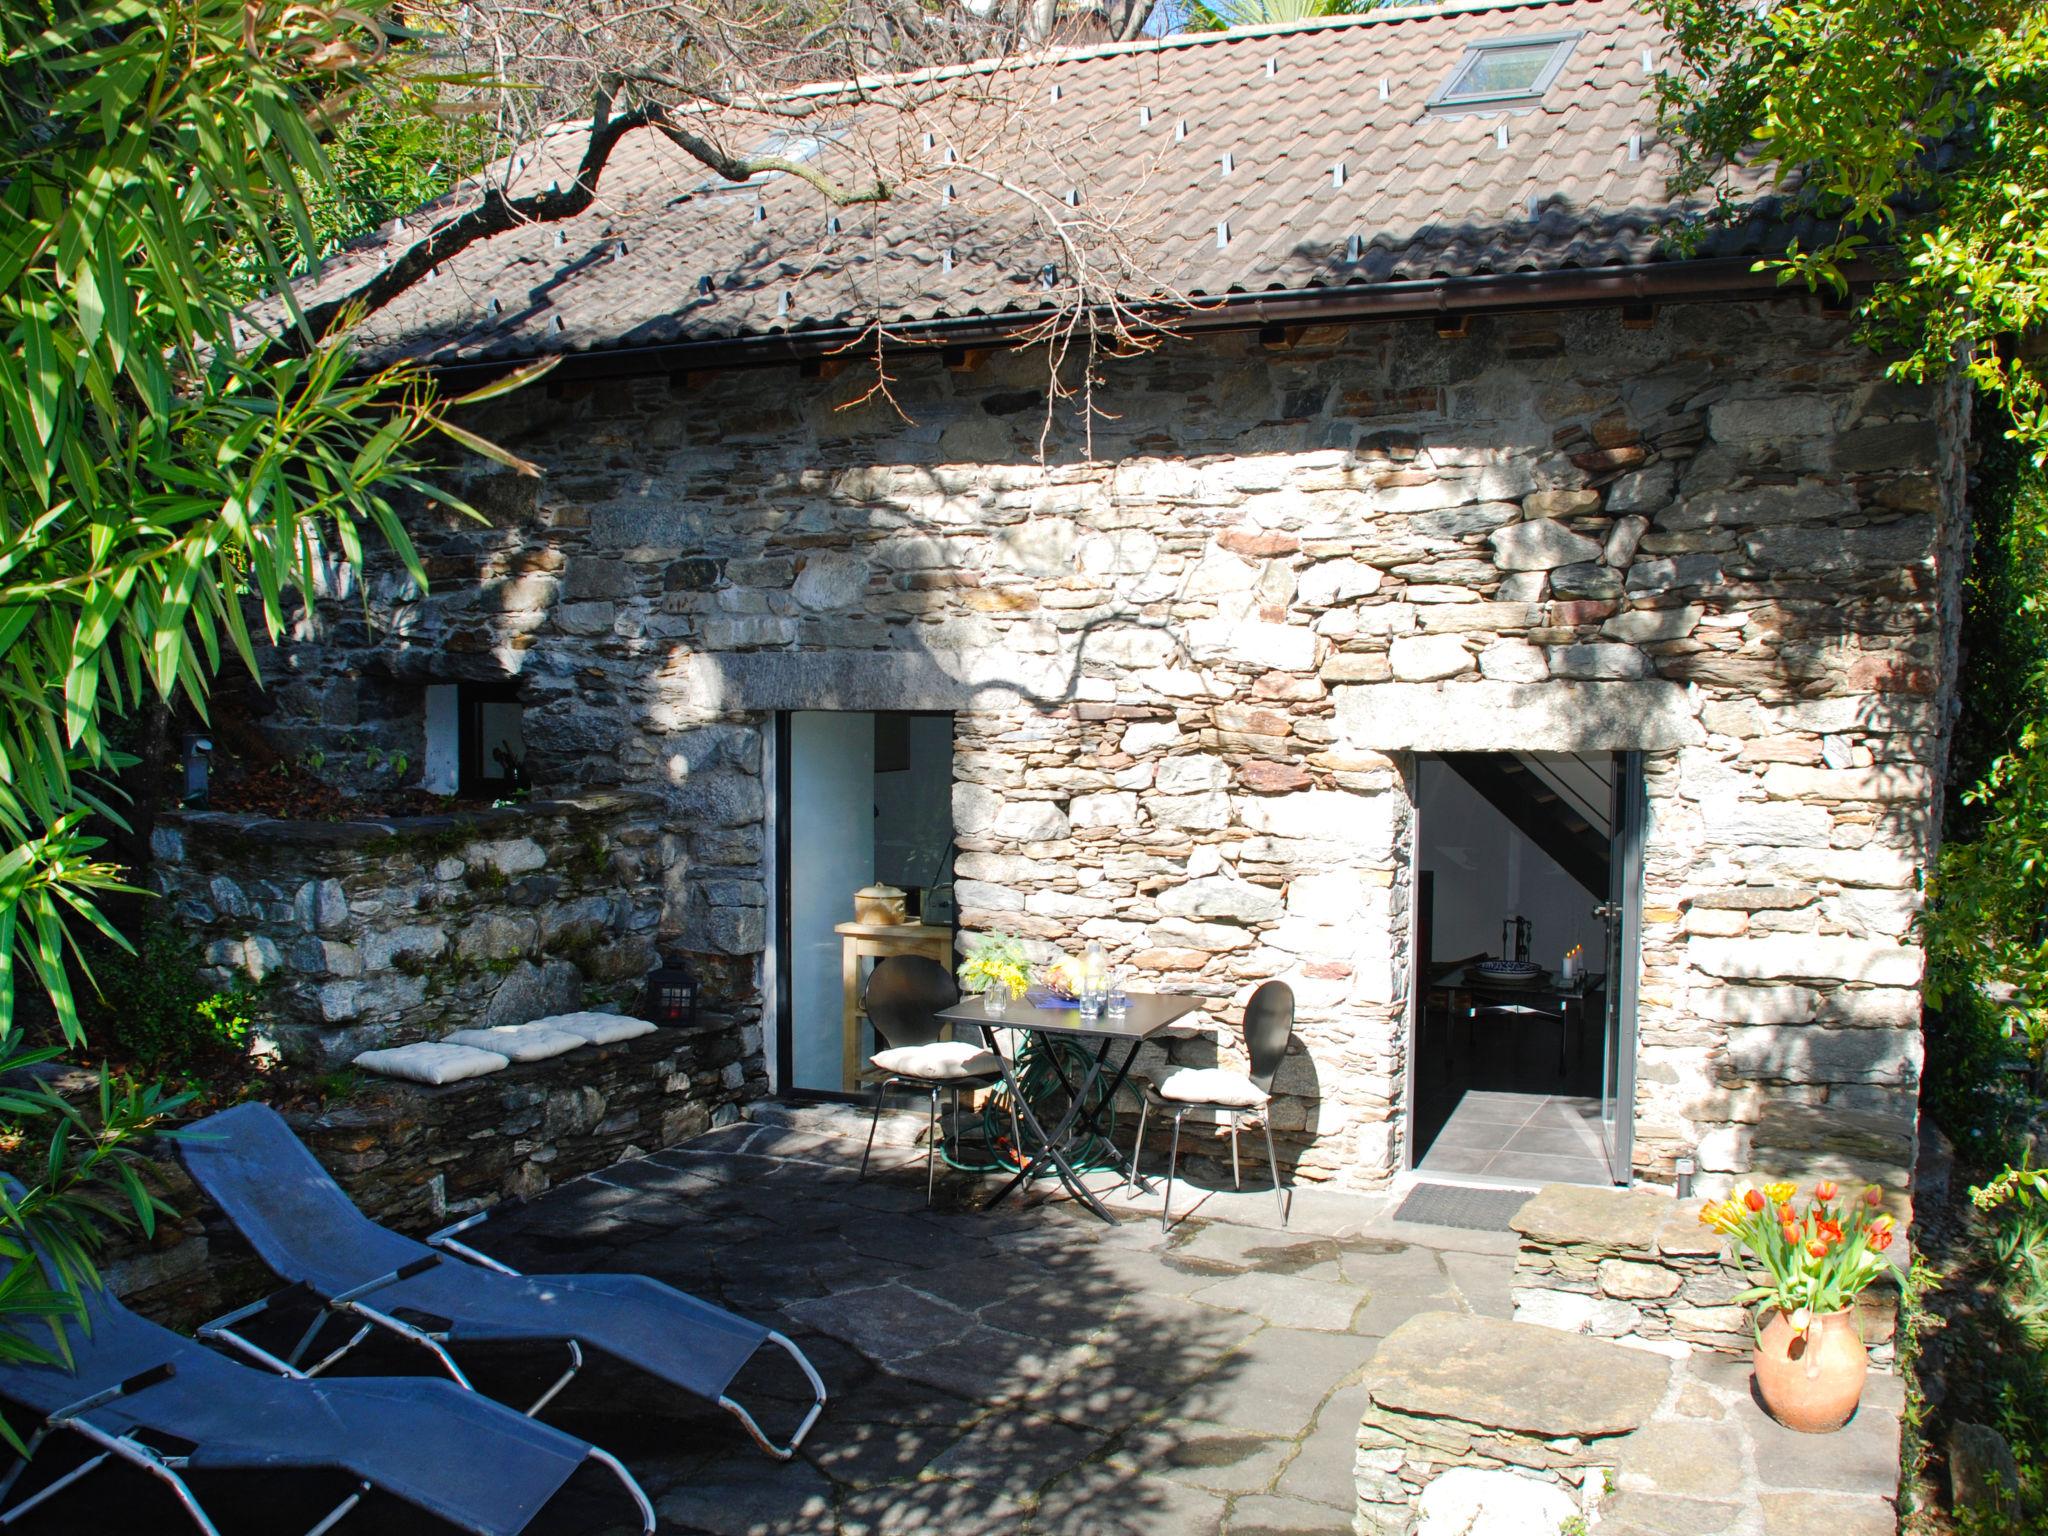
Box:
[207, 299, 1960, 1191]
[1354, 1311, 1670, 1533]
[151, 792, 684, 1068]
[1508, 1183, 1897, 1368]
[1354, 1309, 1904, 1536]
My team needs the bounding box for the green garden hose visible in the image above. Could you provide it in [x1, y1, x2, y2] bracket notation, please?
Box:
[940, 1031, 1140, 1177]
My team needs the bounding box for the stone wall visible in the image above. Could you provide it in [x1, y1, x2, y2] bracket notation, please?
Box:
[242, 298, 1955, 1190]
[149, 791, 704, 1068]
[1509, 1183, 1897, 1369]
[1354, 1309, 1904, 1536]
[1354, 1312, 1669, 1534]
[105, 1026, 740, 1329]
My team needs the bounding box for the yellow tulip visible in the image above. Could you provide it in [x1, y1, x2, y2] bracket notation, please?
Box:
[1764, 1181, 1795, 1205]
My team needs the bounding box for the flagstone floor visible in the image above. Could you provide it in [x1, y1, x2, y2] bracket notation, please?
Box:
[477, 1106, 1522, 1536]
[8, 1104, 1903, 1534]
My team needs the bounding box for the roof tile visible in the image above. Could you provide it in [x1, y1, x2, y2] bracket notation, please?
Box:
[311, 0, 1780, 368]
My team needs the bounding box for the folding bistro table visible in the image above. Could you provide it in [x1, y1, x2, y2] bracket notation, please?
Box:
[933, 992, 1201, 1223]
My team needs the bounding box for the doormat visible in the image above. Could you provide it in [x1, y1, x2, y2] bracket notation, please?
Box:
[1391, 1182, 1537, 1232]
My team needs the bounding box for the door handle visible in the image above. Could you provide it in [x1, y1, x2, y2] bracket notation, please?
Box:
[1590, 902, 1621, 921]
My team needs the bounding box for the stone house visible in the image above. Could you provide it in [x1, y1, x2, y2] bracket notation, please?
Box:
[165, 0, 1959, 1202]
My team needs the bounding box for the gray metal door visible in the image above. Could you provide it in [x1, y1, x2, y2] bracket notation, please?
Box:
[1593, 752, 1645, 1184]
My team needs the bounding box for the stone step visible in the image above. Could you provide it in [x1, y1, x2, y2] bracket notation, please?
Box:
[1355, 1311, 1671, 1535]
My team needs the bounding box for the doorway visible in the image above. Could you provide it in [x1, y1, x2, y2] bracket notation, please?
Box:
[774, 711, 957, 1096]
[1407, 751, 1642, 1186]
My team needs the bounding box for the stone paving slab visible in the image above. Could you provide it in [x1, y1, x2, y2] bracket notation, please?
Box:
[1369, 1313, 1671, 1437]
[509, 1105, 1504, 1535]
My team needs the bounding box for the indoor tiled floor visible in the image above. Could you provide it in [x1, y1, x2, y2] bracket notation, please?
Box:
[1413, 1091, 1614, 1187]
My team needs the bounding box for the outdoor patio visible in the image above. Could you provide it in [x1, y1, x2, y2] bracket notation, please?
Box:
[461, 1105, 1513, 1536]
[3, 1098, 1909, 1535]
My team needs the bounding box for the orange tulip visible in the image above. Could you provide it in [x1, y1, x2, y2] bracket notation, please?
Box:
[1864, 1185, 1884, 1207]
[1807, 1240, 1828, 1259]
[1744, 1187, 1767, 1212]
[1814, 1179, 1838, 1203]
[1870, 1225, 1894, 1252]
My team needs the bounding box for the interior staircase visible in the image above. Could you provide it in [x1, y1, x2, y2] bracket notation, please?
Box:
[1439, 753, 1610, 897]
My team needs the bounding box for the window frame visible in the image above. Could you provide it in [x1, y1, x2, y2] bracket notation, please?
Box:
[1425, 31, 1585, 113]
[457, 680, 527, 800]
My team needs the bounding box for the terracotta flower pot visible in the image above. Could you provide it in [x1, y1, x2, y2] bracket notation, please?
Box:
[1753, 1307, 1868, 1433]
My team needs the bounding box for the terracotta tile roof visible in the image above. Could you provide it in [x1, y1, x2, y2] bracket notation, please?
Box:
[312, 0, 1788, 369]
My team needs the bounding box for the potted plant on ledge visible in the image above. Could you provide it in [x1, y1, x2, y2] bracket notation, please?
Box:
[1699, 1179, 1899, 1433]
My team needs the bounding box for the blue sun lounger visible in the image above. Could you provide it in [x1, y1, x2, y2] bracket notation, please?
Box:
[0, 1198, 653, 1536]
[180, 1102, 825, 1460]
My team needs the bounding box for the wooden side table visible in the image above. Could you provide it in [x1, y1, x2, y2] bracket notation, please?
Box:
[834, 922, 955, 1091]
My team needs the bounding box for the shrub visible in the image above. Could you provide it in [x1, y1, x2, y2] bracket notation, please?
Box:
[90, 920, 262, 1072]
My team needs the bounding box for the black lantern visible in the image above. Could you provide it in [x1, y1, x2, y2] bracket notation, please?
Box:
[645, 961, 698, 1029]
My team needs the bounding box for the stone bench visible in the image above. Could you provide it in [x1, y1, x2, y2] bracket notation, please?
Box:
[1353, 1312, 1670, 1534]
[1509, 1183, 1896, 1368]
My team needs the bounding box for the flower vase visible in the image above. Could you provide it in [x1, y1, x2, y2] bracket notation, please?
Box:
[1752, 1307, 1867, 1433]
[981, 983, 1013, 1018]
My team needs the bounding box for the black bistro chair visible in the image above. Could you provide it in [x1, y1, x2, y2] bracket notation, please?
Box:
[1135, 980, 1294, 1231]
[856, 955, 1010, 1204]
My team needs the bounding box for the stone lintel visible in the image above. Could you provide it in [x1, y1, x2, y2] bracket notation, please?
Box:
[684, 647, 1077, 713]
[1365, 1312, 1670, 1438]
[1332, 680, 1703, 752]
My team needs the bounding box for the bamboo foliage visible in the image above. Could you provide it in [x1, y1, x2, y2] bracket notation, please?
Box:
[0, 0, 501, 1373]
[0, 0, 494, 1036]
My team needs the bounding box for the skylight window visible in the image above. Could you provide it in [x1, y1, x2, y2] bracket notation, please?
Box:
[1429, 33, 1582, 110]
[695, 128, 845, 194]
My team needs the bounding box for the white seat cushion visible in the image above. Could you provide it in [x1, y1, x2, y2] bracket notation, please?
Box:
[354, 1042, 510, 1085]
[532, 1011, 659, 1046]
[872, 1042, 1005, 1081]
[1153, 1067, 1269, 1108]
[445, 1023, 588, 1063]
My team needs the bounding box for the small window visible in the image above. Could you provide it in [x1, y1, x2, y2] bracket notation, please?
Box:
[422, 681, 529, 799]
[462, 683, 529, 799]
[1429, 32, 1581, 110]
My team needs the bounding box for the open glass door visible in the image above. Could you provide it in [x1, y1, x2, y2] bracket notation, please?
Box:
[775, 711, 957, 1097]
[1595, 751, 1645, 1184]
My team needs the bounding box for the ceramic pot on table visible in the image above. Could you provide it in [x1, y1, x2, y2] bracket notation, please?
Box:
[1753, 1307, 1867, 1433]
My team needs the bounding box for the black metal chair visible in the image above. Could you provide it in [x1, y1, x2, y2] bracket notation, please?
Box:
[1135, 980, 1293, 1230]
[856, 955, 1010, 1204]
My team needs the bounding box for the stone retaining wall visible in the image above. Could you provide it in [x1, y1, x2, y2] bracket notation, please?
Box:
[149, 791, 696, 1068]
[1354, 1307, 1903, 1536]
[1509, 1183, 1896, 1369]
[1354, 1311, 1669, 1534]
[240, 300, 1953, 1190]
[107, 1024, 738, 1329]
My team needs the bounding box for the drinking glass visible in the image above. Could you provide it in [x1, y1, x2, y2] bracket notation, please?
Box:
[1106, 972, 1131, 1024]
[1077, 980, 1105, 1022]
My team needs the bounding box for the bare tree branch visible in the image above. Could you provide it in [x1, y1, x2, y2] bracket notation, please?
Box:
[287, 86, 892, 348]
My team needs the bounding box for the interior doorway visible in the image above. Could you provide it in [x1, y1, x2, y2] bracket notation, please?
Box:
[775, 711, 957, 1096]
[1408, 751, 1642, 1186]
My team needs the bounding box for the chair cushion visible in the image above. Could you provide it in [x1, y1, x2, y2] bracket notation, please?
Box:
[872, 1042, 1005, 1081]
[532, 1011, 660, 1046]
[354, 1042, 510, 1085]
[445, 1023, 588, 1063]
[1153, 1067, 1269, 1108]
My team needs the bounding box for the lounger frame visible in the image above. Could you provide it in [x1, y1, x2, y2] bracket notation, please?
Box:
[0, 1360, 656, 1536]
[199, 1210, 826, 1460]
